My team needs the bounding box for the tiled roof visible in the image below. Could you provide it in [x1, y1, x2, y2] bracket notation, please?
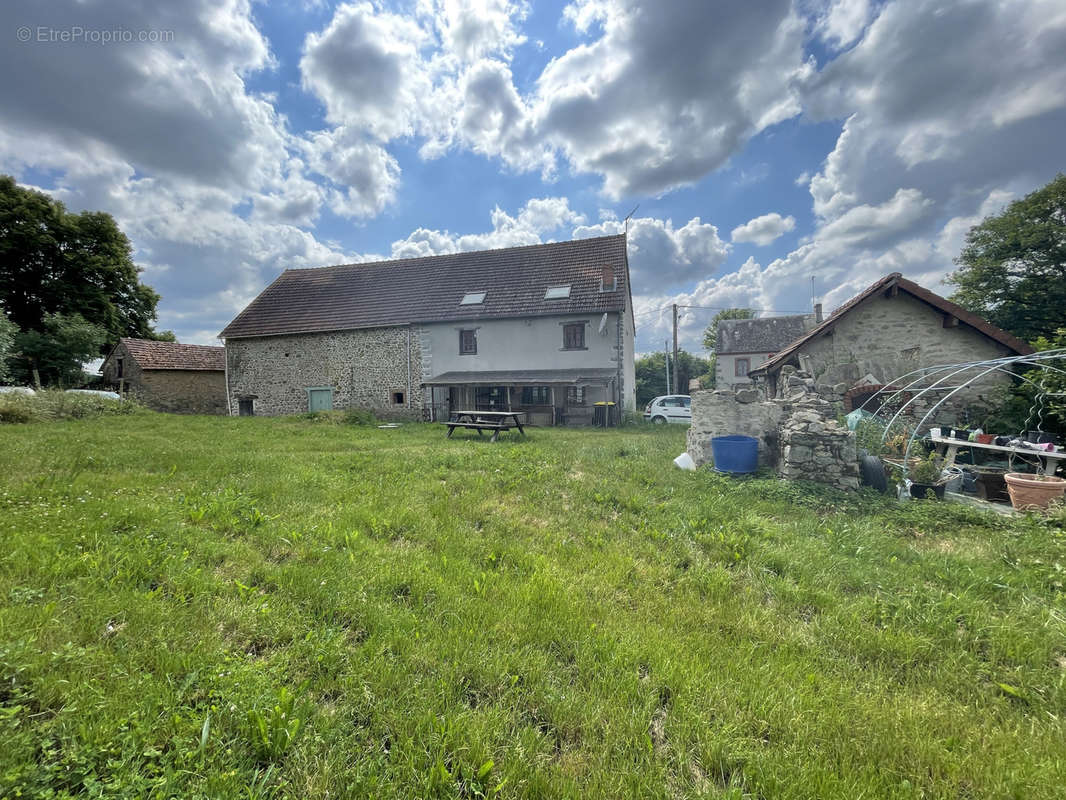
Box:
[119, 338, 225, 371]
[221, 235, 629, 339]
[750, 273, 1033, 376]
[717, 315, 811, 354]
[423, 368, 617, 385]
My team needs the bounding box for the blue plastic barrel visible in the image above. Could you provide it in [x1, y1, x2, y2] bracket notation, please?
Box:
[711, 435, 759, 474]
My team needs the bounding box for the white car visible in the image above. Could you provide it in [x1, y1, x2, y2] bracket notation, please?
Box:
[0, 386, 36, 395]
[643, 394, 692, 424]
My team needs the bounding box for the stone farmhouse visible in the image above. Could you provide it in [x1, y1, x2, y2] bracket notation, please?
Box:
[748, 272, 1033, 411]
[101, 338, 226, 414]
[715, 313, 816, 390]
[220, 235, 636, 423]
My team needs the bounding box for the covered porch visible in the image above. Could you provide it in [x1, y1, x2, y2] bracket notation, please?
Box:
[422, 368, 618, 426]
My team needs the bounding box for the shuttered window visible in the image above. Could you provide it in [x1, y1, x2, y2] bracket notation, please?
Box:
[563, 323, 585, 350]
[459, 329, 477, 355]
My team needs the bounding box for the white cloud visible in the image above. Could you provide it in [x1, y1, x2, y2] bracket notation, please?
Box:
[814, 0, 873, 50]
[432, 0, 529, 62]
[533, 0, 813, 198]
[0, 0, 360, 343]
[388, 196, 585, 259]
[574, 215, 730, 294]
[730, 212, 796, 246]
[300, 3, 434, 141]
[816, 188, 932, 246]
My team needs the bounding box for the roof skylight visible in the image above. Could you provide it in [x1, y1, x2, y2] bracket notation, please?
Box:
[460, 292, 486, 305]
[544, 285, 571, 300]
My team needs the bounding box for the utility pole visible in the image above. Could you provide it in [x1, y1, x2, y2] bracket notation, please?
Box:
[664, 340, 671, 394]
[672, 303, 679, 395]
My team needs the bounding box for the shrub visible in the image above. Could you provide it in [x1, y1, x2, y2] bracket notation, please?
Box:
[343, 407, 377, 426]
[0, 389, 139, 424]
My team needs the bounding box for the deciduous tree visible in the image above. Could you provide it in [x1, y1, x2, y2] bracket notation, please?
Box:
[15, 312, 109, 388]
[0, 175, 164, 347]
[635, 350, 711, 407]
[947, 174, 1066, 343]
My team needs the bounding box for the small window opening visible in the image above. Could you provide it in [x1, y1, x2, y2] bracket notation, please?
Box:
[460, 292, 486, 305]
[116, 357, 124, 378]
[459, 329, 477, 355]
[392, 391, 405, 405]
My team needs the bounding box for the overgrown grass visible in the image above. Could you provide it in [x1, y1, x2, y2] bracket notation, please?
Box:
[0, 389, 140, 423]
[0, 415, 1064, 798]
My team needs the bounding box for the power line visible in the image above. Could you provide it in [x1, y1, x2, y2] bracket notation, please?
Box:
[632, 303, 812, 320]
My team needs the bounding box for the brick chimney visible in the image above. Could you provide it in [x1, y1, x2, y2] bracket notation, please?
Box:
[600, 265, 616, 291]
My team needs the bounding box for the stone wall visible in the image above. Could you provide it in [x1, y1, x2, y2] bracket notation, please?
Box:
[780, 293, 1013, 419]
[686, 387, 784, 468]
[686, 379, 859, 492]
[778, 397, 859, 490]
[225, 326, 423, 418]
[139, 370, 226, 414]
[102, 342, 226, 414]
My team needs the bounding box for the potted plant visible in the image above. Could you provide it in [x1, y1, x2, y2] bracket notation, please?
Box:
[1003, 472, 1066, 510]
[909, 453, 947, 500]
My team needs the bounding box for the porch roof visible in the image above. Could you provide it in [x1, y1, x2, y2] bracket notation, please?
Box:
[423, 368, 616, 386]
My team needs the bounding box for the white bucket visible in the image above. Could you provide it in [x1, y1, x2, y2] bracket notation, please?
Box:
[673, 452, 696, 471]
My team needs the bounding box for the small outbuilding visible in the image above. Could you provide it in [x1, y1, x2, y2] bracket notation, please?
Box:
[101, 338, 227, 414]
[749, 272, 1033, 413]
[715, 313, 816, 389]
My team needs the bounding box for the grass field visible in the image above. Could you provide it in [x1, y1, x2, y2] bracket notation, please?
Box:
[1, 413, 1064, 798]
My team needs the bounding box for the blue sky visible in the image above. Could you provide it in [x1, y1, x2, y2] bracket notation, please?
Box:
[1, 0, 1063, 354]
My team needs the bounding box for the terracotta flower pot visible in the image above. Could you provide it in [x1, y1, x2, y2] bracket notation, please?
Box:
[1004, 473, 1066, 511]
[975, 434, 995, 444]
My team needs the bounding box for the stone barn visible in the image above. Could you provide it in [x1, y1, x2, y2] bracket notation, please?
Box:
[101, 338, 227, 414]
[749, 272, 1033, 416]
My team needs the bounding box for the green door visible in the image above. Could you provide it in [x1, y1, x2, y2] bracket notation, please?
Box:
[307, 387, 333, 412]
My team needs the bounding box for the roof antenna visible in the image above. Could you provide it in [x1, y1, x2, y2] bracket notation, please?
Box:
[624, 204, 639, 235]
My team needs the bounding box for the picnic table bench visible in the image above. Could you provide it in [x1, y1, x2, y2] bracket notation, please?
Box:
[444, 410, 526, 442]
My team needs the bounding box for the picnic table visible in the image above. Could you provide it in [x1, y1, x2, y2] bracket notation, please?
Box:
[444, 410, 526, 442]
[931, 435, 1066, 476]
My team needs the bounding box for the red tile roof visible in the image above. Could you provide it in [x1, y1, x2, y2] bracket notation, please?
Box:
[750, 273, 1033, 376]
[220, 235, 629, 339]
[119, 338, 225, 371]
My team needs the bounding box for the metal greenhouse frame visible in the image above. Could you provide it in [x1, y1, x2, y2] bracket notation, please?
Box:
[852, 348, 1066, 482]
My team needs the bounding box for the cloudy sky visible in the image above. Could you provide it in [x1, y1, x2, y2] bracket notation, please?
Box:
[1, 0, 1063, 353]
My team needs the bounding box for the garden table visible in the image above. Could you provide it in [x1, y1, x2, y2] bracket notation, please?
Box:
[931, 436, 1066, 476]
[444, 410, 526, 442]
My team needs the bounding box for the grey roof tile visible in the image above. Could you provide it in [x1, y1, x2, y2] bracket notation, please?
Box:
[221, 235, 629, 339]
[717, 315, 811, 354]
